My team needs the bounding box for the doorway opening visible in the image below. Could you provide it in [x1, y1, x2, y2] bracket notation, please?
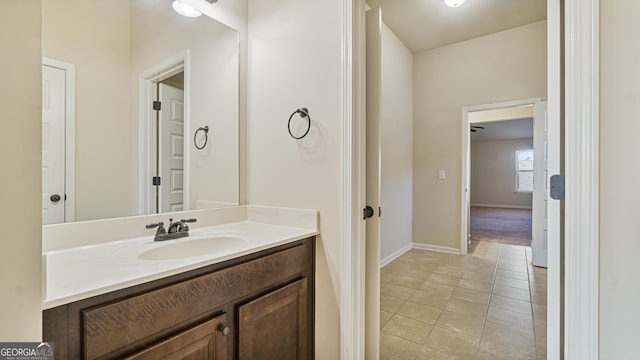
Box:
[138, 51, 190, 215]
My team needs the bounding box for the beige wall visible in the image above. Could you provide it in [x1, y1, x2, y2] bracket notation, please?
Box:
[380, 24, 413, 261]
[470, 138, 533, 208]
[0, 1, 42, 340]
[247, 0, 341, 357]
[43, 0, 134, 220]
[413, 21, 546, 250]
[600, 0, 640, 357]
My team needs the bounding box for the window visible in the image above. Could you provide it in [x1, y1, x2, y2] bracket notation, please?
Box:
[516, 149, 534, 192]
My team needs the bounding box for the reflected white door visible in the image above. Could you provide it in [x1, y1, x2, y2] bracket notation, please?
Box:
[159, 83, 185, 213]
[532, 101, 548, 267]
[42, 65, 66, 225]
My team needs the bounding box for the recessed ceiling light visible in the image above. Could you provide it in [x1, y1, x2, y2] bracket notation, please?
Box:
[172, 0, 202, 17]
[444, 0, 466, 7]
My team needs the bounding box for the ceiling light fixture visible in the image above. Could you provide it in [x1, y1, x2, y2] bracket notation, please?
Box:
[172, 0, 202, 17]
[443, 0, 466, 7]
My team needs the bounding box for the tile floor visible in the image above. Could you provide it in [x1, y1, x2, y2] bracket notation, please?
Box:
[380, 241, 547, 360]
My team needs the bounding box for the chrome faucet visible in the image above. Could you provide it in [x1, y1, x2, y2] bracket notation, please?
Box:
[146, 218, 197, 241]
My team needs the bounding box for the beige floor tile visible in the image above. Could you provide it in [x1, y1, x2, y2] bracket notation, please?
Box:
[444, 298, 488, 317]
[434, 265, 466, 277]
[397, 301, 442, 325]
[486, 306, 534, 332]
[531, 290, 547, 305]
[492, 284, 531, 302]
[418, 280, 456, 298]
[408, 290, 450, 309]
[451, 286, 491, 305]
[490, 294, 532, 315]
[498, 262, 529, 274]
[496, 268, 529, 281]
[533, 303, 547, 321]
[462, 270, 494, 283]
[466, 263, 498, 275]
[380, 310, 393, 329]
[494, 275, 531, 290]
[434, 310, 485, 339]
[383, 273, 426, 289]
[427, 273, 461, 287]
[381, 282, 417, 300]
[458, 278, 493, 293]
[535, 318, 547, 360]
[382, 314, 434, 345]
[500, 257, 527, 266]
[480, 321, 536, 357]
[424, 327, 479, 358]
[380, 293, 406, 313]
[416, 346, 467, 360]
[476, 349, 537, 360]
[380, 332, 423, 360]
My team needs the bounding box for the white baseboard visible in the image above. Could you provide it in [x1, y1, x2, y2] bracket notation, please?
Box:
[412, 242, 460, 255]
[380, 243, 412, 268]
[471, 203, 532, 210]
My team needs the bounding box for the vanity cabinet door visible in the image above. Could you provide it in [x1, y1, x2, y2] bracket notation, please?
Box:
[238, 279, 309, 360]
[124, 313, 229, 360]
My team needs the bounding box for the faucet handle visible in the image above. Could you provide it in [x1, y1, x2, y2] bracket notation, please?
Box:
[180, 218, 197, 223]
[145, 221, 164, 229]
[146, 221, 166, 235]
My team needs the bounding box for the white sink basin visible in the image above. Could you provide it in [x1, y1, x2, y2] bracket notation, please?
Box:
[139, 236, 246, 260]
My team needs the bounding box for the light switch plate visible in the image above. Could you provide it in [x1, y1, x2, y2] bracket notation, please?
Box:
[438, 170, 446, 180]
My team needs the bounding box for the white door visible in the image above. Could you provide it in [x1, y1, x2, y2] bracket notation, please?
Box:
[365, 7, 382, 359]
[42, 65, 66, 225]
[159, 83, 185, 213]
[532, 101, 548, 267]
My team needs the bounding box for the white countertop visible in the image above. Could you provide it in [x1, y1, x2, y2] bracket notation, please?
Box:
[43, 206, 318, 310]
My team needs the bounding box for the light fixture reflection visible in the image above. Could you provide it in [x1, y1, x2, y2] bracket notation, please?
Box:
[172, 0, 202, 17]
[444, 0, 466, 7]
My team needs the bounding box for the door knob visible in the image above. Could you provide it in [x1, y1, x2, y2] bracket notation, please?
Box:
[363, 205, 374, 219]
[50, 194, 61, 203]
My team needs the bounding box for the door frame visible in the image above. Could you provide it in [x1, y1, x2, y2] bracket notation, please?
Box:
[137, 50, 191, 215]
[43, 57, 76, 223]
[460, 97, 541, 257]
[340, 0, 600, 359]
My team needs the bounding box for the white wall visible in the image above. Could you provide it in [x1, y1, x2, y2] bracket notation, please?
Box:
[413, 21, 546, 250]
[380, 24, 413, 263]
[600, 1, 640, 357]
[246, 0, 342, 358]
[0, 1, 42, 340]
[470, 138, 533, 208]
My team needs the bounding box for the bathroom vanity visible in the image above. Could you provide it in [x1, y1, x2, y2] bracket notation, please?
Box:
[42, 206, 318, 359]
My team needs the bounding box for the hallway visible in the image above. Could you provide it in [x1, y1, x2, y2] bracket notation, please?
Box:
[380, 241, 547, 359]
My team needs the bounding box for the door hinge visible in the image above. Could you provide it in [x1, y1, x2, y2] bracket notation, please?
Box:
[152, 176, 161, 186]
[550, 174, 565, 200]
[153, 101, 161, 111]
[379, 206, 382, 217]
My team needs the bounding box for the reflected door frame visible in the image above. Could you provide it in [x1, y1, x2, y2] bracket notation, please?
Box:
[42, 57, 76, 224]
[138, 50, 191, 215]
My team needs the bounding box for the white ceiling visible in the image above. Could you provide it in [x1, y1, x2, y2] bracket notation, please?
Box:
[367, 0, 547, 53]
[470, 118, 533, 142]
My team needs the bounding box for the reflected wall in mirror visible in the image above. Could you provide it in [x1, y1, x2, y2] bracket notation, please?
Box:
[42, 0, 240, 224]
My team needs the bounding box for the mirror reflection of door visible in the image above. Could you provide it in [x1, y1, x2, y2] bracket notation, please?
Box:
[153, 73, 185, 213]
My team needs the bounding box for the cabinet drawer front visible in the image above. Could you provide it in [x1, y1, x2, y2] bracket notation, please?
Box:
[82, 244, 306, 359]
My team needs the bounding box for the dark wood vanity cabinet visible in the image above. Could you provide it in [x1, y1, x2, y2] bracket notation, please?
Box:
[43, 237, 315, 360]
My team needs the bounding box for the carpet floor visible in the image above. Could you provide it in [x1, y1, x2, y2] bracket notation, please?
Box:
[470, 206, 532, 246]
